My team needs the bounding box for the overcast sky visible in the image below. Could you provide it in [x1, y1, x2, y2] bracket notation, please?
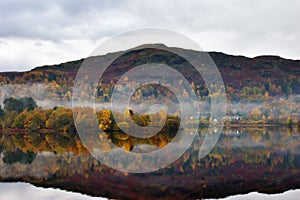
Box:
[0, 0, 299, 72]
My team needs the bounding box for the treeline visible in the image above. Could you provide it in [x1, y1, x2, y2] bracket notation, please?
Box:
[0, 106, 75, 133]
[0, 97, 180, 135]
[0, 96, 299, 134]
[0, 97, 75, 132]
[1, 70, 299, 104]
[0, 97, 181, 152]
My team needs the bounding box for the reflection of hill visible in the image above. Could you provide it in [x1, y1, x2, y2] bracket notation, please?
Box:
[0, 127, 300, 199]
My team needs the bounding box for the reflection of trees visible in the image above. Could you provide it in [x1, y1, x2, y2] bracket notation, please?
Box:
[0, 126, 298, 174]
[0, 132, 87, 156]
[103, 116, 180, 152]
[0, 127, 299, 200]
[3, 148, 36, 164]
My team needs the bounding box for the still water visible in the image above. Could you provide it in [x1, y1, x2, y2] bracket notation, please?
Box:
[0, 126, 299, 199]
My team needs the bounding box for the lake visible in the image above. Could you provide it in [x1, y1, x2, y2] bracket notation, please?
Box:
[0, 126, 299, 199]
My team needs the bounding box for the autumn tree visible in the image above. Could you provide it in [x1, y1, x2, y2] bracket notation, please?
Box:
[249, 108, 262, 121]
[24, 110, 47, 131]
[46, 107, 75, 133]
[98, 110, 114, 131]
[3, 111, 17, 128]
[13, 110, 28, 129]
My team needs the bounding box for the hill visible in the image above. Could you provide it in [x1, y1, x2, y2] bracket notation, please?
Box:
[0, 44, 299, 98]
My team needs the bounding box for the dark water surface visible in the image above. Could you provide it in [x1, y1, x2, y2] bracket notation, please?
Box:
[0, 126, 300, 199]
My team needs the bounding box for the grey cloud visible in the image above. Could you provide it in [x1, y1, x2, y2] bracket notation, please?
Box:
[0, 0, 299, 71]
[0, 0, 132, 41]
[1, 0, 299, 44]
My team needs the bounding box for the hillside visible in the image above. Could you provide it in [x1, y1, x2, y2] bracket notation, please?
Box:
[0, 44, 299, 98]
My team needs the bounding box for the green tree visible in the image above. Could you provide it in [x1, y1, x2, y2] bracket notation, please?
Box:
[0, 105, 4, 117]
[3, 149, 36, 164]
[286, 85, 293, 95]
[4, 97, 23, 113]
[3, 97, 37, 114]
[20, 97, 37, 111]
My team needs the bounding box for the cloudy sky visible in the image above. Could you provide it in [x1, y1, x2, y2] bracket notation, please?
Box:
[0, 0, 299, 72]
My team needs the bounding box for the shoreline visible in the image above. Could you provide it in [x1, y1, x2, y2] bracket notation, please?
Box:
[0, 124, 297, 134]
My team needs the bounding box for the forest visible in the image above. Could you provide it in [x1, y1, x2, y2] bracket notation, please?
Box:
[0, 95, 299, 134]
[0, 47, 299, 152]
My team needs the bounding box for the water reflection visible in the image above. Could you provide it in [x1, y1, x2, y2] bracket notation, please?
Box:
[0, 127, 299, 199]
